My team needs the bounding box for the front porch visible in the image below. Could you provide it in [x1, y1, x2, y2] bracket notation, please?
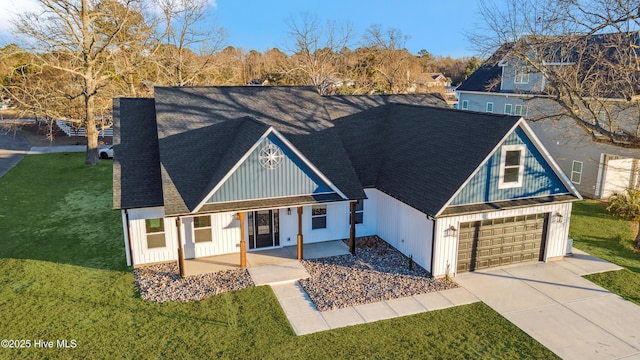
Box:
[183, 239, 350, 276]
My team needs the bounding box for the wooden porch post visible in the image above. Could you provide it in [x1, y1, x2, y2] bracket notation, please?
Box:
[176, 217, 185, 277]
[349, 201, 356, 255]
[238, 212, 247, 268]
[297, 206, 303, 260]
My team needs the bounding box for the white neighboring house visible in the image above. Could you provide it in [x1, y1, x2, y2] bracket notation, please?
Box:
[113, 86, 581, 277]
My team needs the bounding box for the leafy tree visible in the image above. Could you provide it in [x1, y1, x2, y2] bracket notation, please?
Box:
[608, 188, 640, 249]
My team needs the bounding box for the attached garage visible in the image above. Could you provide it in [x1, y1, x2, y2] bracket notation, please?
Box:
[456, 213, 548, 273]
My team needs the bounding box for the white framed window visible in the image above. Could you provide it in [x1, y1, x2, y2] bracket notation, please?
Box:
[311, 205, 327, 229]
[145, 218, 166, 249]
[193, 215, 212, 243]
[498, 144, 526, 189]
[515, 105, 528, 117]
[486, 102, 494, 113]
[571, 161, 583, 184]
[504, 104, 512, 114]
[349, 200, 364, 225]
[461, 100, 468, 110]
[515, 69, 529, 84]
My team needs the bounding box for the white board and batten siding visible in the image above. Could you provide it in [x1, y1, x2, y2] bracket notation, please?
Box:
[370, 189, 434, 274]
[432, 202, 573, 277]
[125, 207, 178, 266]
[182, 212, 242, 259]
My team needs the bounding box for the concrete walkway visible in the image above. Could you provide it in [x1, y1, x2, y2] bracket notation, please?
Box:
[271, 282, 479, 335]
[455, 249, 639, 360]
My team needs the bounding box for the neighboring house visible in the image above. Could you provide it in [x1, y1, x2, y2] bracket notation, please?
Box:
[456, 36, 640, 198]
[113, 86, 580, 277]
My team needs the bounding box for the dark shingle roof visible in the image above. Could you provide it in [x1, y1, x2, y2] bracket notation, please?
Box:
[113, 98, 164, 209]
[152, 86, 367, 215]
[334, 105, 520, 216]
[114, 87, 525, 217]
[456, 44, 511, 93]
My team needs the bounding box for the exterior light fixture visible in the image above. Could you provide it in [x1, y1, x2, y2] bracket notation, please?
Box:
[555, 212, 563, 223]
[445, 225, 457, 237]
[287, 208, 291, 215]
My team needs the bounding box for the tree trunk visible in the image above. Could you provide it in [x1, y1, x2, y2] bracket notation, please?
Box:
[85, 94, 99, 165]
[635, 221, 640, 250]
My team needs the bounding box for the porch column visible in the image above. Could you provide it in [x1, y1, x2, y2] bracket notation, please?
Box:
[349, 201, 356, 255]
[176, 217, 185, 277]
[297, 206, 303, 260]
[238, 212, 247, 268]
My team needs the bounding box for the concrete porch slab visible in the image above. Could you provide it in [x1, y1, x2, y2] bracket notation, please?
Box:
[248, 261, 310, 286]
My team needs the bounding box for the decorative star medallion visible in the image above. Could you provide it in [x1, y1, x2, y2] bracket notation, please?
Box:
[258, 144, 283, 170]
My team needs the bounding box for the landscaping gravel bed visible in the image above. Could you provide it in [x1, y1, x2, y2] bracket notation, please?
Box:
[134, 263, 254, 302]
[299, 236, 458, 311]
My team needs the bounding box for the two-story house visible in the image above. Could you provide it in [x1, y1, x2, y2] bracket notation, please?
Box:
[457, 35, 639, 199]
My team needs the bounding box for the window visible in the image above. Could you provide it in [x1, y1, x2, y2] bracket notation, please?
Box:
[461, 100, 468, 110]
[498, 144, 526, 189]
[515, 105, 528, 117]
[504, 104, 512, 115]
[349, 200, 364, 224]
[194, 216, 212, 243]
[515, 69, 529, 84]
[311, 205, 327, 229]
[486, 102, 494, 113]
[571, 161, 583, 184]
[145, 218, 166, 249]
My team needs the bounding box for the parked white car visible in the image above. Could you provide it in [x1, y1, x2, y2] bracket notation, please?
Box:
[99, 145, 114, 159]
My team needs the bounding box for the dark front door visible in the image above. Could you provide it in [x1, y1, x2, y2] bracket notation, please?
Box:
[249, 210, 280, 249]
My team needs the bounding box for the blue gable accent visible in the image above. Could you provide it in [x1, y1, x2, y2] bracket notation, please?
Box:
[450, 126, 569, 206]
[207, 133, 333, 203]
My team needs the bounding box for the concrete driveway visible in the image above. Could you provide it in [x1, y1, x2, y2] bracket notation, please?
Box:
[455, 250, 640, 360]
[0, 130, 30, 177]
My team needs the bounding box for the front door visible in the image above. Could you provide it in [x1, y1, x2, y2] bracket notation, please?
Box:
[248, 210, 280, 249]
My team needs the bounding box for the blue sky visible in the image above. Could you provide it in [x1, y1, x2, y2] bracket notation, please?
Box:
[0, 0, 482, 58]
[215, 0, 481, 57]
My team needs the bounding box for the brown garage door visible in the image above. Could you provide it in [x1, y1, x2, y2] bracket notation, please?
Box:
[457, 213, 548, 273]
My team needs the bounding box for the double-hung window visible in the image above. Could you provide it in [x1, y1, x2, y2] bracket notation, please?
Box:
[145, 218, 166, 249]
[461, 100, 468, 110]
[504, 104, 512, 115]
[486, 102, 494, 113]
[514, 105, 528, 117]
[194, 216, 212, 243]
[349, 200, 364, 224]
[571, 161, 583, 184]
[515, 69, 529, 84]
[498, 144, 526, 189]
[311, 205, 327, 229]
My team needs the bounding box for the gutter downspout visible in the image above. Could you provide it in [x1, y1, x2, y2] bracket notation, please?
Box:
[124, 209, 134, 267]
[429, 215, 436, 277]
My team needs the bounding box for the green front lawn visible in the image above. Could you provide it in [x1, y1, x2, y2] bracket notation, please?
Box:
[0, 154, 558, 359]
[569, 200, 640, 305]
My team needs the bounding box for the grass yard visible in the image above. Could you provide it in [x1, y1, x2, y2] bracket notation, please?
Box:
[0, 153, 558, 359]
[569, 200, 640, 305]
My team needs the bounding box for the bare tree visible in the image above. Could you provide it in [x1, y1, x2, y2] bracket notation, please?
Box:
[362, 24, 414, 94]
[11, 0, 151, 164]
[473, 0, 640, 148]
[285, 13, 354, 94]
[154, 0, 226, 86]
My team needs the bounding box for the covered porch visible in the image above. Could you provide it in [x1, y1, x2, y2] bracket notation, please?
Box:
[183, 239, 350, 276]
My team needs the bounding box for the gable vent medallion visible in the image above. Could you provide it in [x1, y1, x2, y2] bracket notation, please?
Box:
[258, 144, 284, 170]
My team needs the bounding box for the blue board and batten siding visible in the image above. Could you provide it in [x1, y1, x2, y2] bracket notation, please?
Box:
[450, 127, 569, 206]
[207, 134, 333, 203]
